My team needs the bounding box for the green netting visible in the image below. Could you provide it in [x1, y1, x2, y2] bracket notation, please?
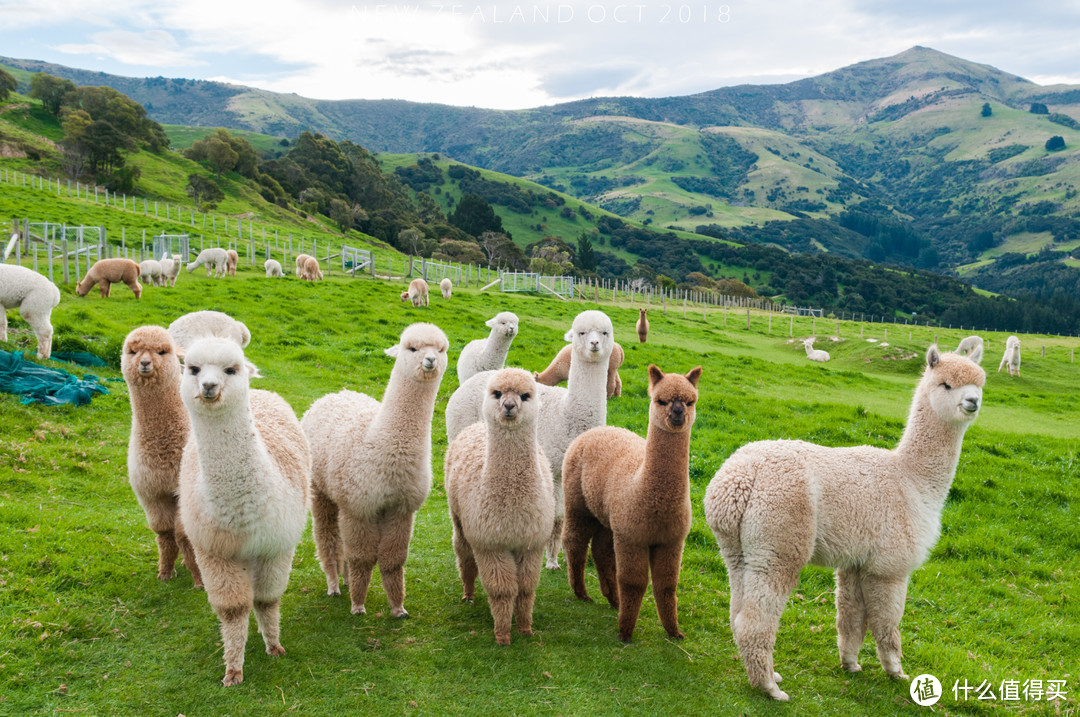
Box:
[0, 350, 109, 406]
[50, 351, 109, 367]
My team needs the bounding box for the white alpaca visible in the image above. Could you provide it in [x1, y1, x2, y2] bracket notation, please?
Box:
[187, 248, 228, 277]
[446, 310, 614, 569]
[168, 311, 251, 353]
[998, 335, 1020, 377]
[139, 259, 164, 287]
[0, 264, 61, 359]
[440, 278, 453, 299]
[456, 312, 519, 383]
[264, 259, 284, 277]
[803, 337, 830, 362]
[444, 368, 554, 645]
[955, 335, 982, 358]
[302, 323, 449, 617]
[177, 338, 310, 686]
[158, 255, 182, 287]
[399, 278, 428, 306]
[703, 344, 985, 701]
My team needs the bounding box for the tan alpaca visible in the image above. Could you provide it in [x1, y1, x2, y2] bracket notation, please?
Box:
[636, 309, 649, 343]
[445, 369, 555, 645]
[562, 364, 701, 642]
[295, 253, 313, 276]
[300, 256, 324, 281]
[703, 344, 985, 701]
[75, 258, 142, 298]
[121, 326, 202, 586]
[535, 341, 624, 398]
[225, 249, 239, 276]
[400, 278, 428, 306]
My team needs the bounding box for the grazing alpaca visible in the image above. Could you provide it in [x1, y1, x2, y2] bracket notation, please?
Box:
[803, 337, 830, 362]
[300, 256, 324, 281]
[139, 259, 164, 287]
[178, 338, 310, 686]
[955, 335, 982, 358]
[225, 249, 239, 276]
[302, 323, 449, 617]
[445, 369, 555, 645]
[534, 341, 624, 398]
[75, 258, 142, 298]
[440, 278, 453, 299]
[399, 278, 428, 306]
[264, 259, 284, 277]
[186, 248, 228, 277]
[121, 326, 201, 586]
[636, 309, 649, 343]
[703, 344, 985, 701]
[563, 365, 701, 642]
[295, 253, 313, 277]
[0, 264, 61, 359]
[456, 312, 519, 383]
[999, 335, 1020, 376]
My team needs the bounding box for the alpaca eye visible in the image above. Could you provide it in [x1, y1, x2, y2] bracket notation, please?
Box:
[686, 400, 695, 407]
[128, 349, 137, 355]
[521, 393, 531, 401]
[941, 382, 952, 390]
[189, 366, 200, 375]
[657, 399, 668, 406]
[409, 347, 417, 353]
[225, 367, 237, 376]
[492, 390, 502, 399]
[158, 350, 168, 355]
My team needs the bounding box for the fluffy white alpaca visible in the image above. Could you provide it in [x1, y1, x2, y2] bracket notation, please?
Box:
[302, 323, 449, 617]
[139, 259, 164, 287]
[803, 337, 830, 362]
[0, 264, 61, 359]
[998, 335, 1020, 377]
[456, 312, 519, 383]
[264, 259, 284, 278]
[703, 344, 985, 701]
[159, 255, 182, 287]
[955, 335, 982, 358]
[168, 311, 251, 353]
[440, 278, 453, 299]
[177, 338, 310, 686]
[295, 254, 313, 276]
[187, 248, 228, 277]
[399, 278, 428, 306]
[444, 368, 554, 645]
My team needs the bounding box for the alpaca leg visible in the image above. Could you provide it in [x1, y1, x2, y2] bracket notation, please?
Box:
[719, 546, 746, 629]
[514, 548, 544, 636]
[546, 478, 564, 569]
[23, 309, 53, 359]
[476, 551, 517, 645]
[141, 494, 179, 580]
[340, 513, 378, 615]
[376, 512, 416, 618]
[0, 307, 7, 341]
[733, 567, 799, 701]
[100, 281, 110, 298]
[199, 553, 253, 686]
[154, 530, 180, 580]
[252, 552, 294, 656]
[613, 540, 650, 643]
[649, 542, 685, 640]
[835, 568, 868, 672]
[451, 515, 478, 603]
[311, 488, 344, 596]
[862, 574, 909, 679]
[592, 526, 618, 608]
[177, 532, 203, 588]
[562, 505, 599, 602]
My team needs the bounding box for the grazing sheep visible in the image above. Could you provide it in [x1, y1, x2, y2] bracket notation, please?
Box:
[999, 335, 1020, 377]
[535, 341, 624, 398]
[300, 256, 324, 281]
[703, 344, 986, 701]
[447, 310, 614, 569]
[955, 335, 982, 358]
[121, 326, 201, 586]
[295, 254, 313, 277]
[445, 369, 555, 645]
[399, 277, 428, 306]
[563, 365, 701, 642]
[456, 312, 519, 383]
[440, 278, 453, 299]
[225, 249, 239, 276]
[75, 258, 142, 299]
[636, 309, 649, 343]
[177, 337, 310, 686]
[264, 259, 283, 278]
[0, 264, 61, 359]
[302, 323, 449, 617]
[159, 255, 182, 287]
[803, 337, 830, 362]
[186, 248, 228, 277]
[139, 259, 164, 287]
[168, 311, 251, 353]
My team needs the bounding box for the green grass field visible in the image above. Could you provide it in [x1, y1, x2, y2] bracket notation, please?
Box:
[1, 262, 1077, 715]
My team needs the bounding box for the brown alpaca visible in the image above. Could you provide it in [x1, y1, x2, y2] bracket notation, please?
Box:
[121, 326, 202, 586]
[225, 249, 239, 276]
[636, 309, 649, 343]
[76, 258, 142, 298]
[534, 342, 624, 398]
[562, 364, 702, 642]
[299, 256, 323, 281]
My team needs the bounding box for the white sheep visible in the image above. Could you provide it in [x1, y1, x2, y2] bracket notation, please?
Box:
[177, 337, 310, 686]
[301, 323, 449, 617]
[999, 335, 1020, 376]
[440, 278, 453, 299]
[168, 310, 251, 353]
[803, 337, 830, 362]
[399, 277, 428, 306]
[446, 310, 614, 569]
[955, 335, 982, 358]
[456, 311, 519, 383]
[703, 344, 986, 701]
[159, 255, 182, 287]
[186, 248, 228, 277]
[444, 368, 554, 645]
[264, 259, 284, 278]
[139, 259, 163, 287]
[0, 264, 61, 359]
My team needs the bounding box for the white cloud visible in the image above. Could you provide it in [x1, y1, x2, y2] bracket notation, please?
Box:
[55, 29, 204, 67]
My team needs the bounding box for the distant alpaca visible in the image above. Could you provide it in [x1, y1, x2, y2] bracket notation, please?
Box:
[300, 256, 324, 281]
[636, 309, 649, 343]
[225, 249, 239, 276]
[76, 258, 142, 299]
[0, 264, 61, 359]
[178, 338, 310, 686]
[295, 253, 313, 277]
[264, 259, 283, 277]
[999, 335, 1020, 376]
[955, 335, 982, 358]
[456, 312, 519, 383]
[563, 365, 701, 642]
[444, 369, 554, 645]
[186, 248, 228, 277]
[139, 259, 164, 287]
[703, 344, 985, 701]
[159, 255, 182, 287]
[121, 326, 201, 586]
[400, 278, 428, 306]
[535, 341, 624, 398]
[803, 337, 830, 362]
[440, 277, 453, 299]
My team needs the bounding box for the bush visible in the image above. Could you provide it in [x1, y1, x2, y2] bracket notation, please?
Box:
[1046, 136, 1066, 152]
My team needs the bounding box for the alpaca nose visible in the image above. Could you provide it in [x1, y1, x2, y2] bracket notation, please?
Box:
[502, 399, 518, 417]
[670, 402, 686, 426]
[963, 397, 980, 413]
[200, 380, 220, 399]
[139, 358, 152, 371]
[422, 353, 438, 371]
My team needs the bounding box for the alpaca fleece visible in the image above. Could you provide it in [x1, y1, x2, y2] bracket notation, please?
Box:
[636, 309, 649, 343]
[139, 259, 164, 287]
[534, 341, 624, 398]
[999, 335, 1020, 376]
[168, 310, 251, 352]
[76, 258, 142, 298]
[400, 278, 428, 306]
[456, 311, 518, 383]
[803, 337, 830, 362]
[300, 256, 323, 281]
[186, 248, 228, 277]
[440, 278, 453, 299]
[0, 264, 61, 358]
[158, 255, 182, 287]
[264, 259, 283, 277]
[225, 249, 239, 276]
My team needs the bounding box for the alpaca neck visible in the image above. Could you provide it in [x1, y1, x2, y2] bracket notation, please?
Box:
[483, 424, 543, 496]
[191, 396, 271, 493]
[483, 331, 512, 365]
[130, 378, 186, 430]
[370, 366, 438, 449]
[895, 387, 969, 503]
[563, 351, 608, 431]
[638, 423, 691, 498]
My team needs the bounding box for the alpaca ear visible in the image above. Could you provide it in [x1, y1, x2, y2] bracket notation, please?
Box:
[967, 344, 984, 365]
[486, 317, 497, 328]
[647, 364, 664, 391]
[385, 345, 400, 358]
[247, 361, 263, 379]
[685, 366, 703, 387]
[926, 345, 941, 368]
[563, 328, 574, 342]
[175, 345, 186, 361]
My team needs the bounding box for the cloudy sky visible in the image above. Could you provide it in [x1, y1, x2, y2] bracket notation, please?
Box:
[2, 1, 1079, 109]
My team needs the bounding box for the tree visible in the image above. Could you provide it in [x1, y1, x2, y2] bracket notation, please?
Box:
[29, 73, 75, 116]
[1029, 102, 1049, 115]
[83, 120, 133, 174]
[0, 68, 17, 102]
[1046, 136, 1066, 152]
[329, 198, 367, 234]
[576, 233, 597, 272]
[186, 174, 224, 211]
[980, 102, 992, 117]
[450, 193, 505, 237]
[204, 137, 239, 178]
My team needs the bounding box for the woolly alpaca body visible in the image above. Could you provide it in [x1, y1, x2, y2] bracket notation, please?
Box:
[302, 323, 448, 617]
[168, 310, 251, 352]
[225, 249, 239, 276]
[440, 278, 452, 299]
[999, 336, 1020, 376]
[264, 259, 283, 277]
[446, 310, 614, 569]
[178, 338, 310, 686]
[295, 254, 312, 276]
[535, 341, 624, 398]
[0, 264, 61, 359]
[399, 278, 428, 306]
[76, 258, 142, 299]
[456, 312, 519, 383]
[139, 259, 164, 287]
[187, 248, 228, 277]
[121, 326, 201, 586]
[563, 365, 701, 642]
[803, 338, 830, 362]
[300, 256, 323, 281]
[636, 309, 649, 343]
[955, 335, 982, 358]
[158, 255, 182, 287]
[703, 345, 985, 701]
[444, 369, 555, 645]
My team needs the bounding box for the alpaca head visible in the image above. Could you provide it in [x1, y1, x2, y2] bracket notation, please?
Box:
[639, 309, 647, 319]
[122, 325, 180, 385]
[802, 338, 815, 353]
[1007, 335, 1020, 348]
[482, 368, 538, 431]
[385, 322, 448, 384]
[400, 291, 410, 302]
[647, 365, 702, 433]
[486, 312, 519, 339]
[565, 310, 614, 364]
[180, 338, 261, 415]
[923, 345, 985, 426]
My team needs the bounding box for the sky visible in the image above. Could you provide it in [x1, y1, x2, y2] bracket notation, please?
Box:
[2, 1, 1080, 109]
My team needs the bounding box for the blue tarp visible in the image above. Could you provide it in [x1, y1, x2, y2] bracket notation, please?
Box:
[0, 350, 109, 406]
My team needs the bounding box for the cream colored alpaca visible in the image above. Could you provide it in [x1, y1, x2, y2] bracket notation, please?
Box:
[535, 341, 624, 398]
[703, 344, 985, 701]
[803, 337, 830, 362]
[177, 338, 310, 686]
[440, 278, 453, 299]
[225, 249, 239, 276]
[456, 312, 519, 382]
[302, 323, 449, 617]
[139, 259, 164, 287]
[445, 369, 555, 645]
[399, 278, 428, 306]
[159, 255, 182, 287]
[264, 259, 283, 277]
[636, 309, 649, 343]
[300, 256, 324, 281]
[563, 365, 701, 642]
[76, 258, 142, 298]
[999, 335, 1020, 376]
[121, 326, 201, 586]
[954, 335, 982, 358]
[168, 310, 251, 353]
[0, 264, 61, 359]
[295, 253, 313, 276]
[186, 248, 228, 277]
